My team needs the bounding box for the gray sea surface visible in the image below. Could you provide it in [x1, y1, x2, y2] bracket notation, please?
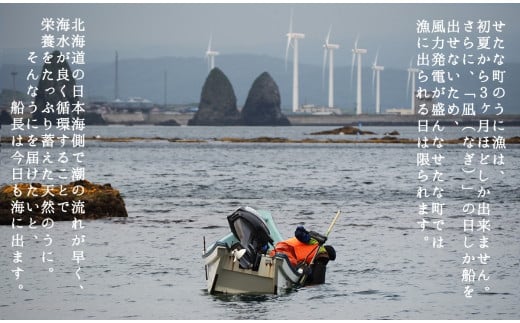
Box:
[0, 125, 519, 319]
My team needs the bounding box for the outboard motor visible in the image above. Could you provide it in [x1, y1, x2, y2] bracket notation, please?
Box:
[227, 207, 273, 271]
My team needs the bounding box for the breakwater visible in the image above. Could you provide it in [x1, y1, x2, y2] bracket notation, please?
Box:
[100, 112, 520, 126]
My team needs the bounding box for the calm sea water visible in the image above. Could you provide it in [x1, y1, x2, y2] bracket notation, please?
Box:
[0, 125, 519, 319]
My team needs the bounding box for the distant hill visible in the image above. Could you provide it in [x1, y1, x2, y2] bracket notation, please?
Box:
[1, 54, 519, 114]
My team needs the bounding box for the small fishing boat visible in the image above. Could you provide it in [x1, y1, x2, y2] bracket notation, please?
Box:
[202, 206, 338, 295]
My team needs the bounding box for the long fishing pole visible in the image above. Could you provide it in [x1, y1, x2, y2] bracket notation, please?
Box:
[299, 209, 341, 285]
[203, 236, 207, 280]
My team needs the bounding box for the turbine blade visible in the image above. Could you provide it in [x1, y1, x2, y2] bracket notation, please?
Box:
[351, 34, 359, 91]
[326, 24, 332, 45]
[285, 9, 293, 71]
[207, 34, 212, 52]
[289, 9, 293, 34]
[374, 49, 379, 67]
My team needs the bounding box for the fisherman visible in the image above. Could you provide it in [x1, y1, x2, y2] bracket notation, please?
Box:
[269, 225, 336, 284]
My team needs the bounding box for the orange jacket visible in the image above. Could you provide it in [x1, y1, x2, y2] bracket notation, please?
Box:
[269, 237, 319, 267]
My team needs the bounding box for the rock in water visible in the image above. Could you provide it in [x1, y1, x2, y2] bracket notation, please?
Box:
[188, 68, 241, 125]
[311, 126, 376, 135]
[0, 180, 128, 225]
[241, 72, 290, 126]
[384, 130, 400, 136]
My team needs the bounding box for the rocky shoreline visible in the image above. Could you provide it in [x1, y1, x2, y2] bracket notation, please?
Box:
[0, 180, 128, 225]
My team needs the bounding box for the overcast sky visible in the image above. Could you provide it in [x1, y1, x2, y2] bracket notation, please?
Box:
[1, 3, 519, 68]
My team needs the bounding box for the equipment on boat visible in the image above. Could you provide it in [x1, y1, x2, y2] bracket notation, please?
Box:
[299, 210, 341, 285]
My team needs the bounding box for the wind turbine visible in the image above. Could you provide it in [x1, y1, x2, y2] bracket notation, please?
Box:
[407, 59, 420, 114]
[371, 51, 384, 114]
[205, 34, 219, 71]
[285, 11, 305, 113]
[351, 36, 367, 115]
[322, 25, 339, 108]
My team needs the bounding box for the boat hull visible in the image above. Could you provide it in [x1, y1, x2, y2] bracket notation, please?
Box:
[203, 244, 301, 295]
